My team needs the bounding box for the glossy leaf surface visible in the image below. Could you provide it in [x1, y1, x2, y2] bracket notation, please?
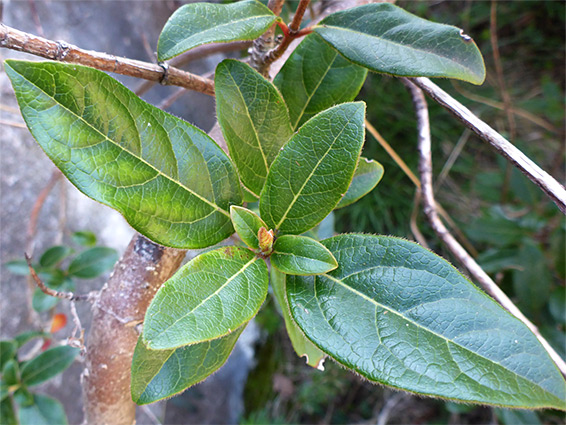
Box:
[230, 206, 267, 250]
[274, 33, 367, 129]
[20, 346, 79, 387]
[144, 247, 268, 349]
[260, 102, 365, 235]
[6, 60, 242, 249]
[158, 0, 277, 60]
[336, 157, 384, 209]
[271, 269, 325, 369]
[216, 60, 293, 196]
[132, 326, 244, 405]
[271, 235, 337, 275]
[314, 3, 486, 84]
[18, 394, 67, 425]
[39, 246, 73, 268]
[287, 234, 566, 409]
[67, 247, 118, 279]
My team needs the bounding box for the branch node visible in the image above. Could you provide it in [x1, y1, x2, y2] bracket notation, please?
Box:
[158, 62, 170, 85]
[55, 40, 71, 60]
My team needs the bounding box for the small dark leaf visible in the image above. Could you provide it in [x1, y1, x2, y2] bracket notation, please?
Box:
[39, 246, 73, 269]
[20, 346, 79, 387]
[2, 360, 19, 387]
[67, 247, 118, 279]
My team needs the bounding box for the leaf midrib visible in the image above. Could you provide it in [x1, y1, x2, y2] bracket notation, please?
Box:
[22, 351, 72, 385]
[16, 67, 230, 218]
[320, 273, 559, 399]
[148, 256, 258, 345]
[315, 23, 476, 75]
[274, 112, 356, 229]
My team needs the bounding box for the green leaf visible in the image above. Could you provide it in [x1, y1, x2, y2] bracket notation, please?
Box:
[157, 0, 277, 61]
[71, 231, 97, 247]
[274, 33, 368, 129]
[335, 157, 384, 209]
[287, 234, 566, 409]
[0, 382, 9, 403]
[271, 268, 325, 369]
[4, 260, 30, 276]
[5, 60, 242, 249]
[216, 60, 293, 196]
[0, 397, 17, 425]
[39, 246, 73, 269]
[32, 276, 74, 313]
[18, 394, 67, 425]
[314, 3, 486, 85]
[512, 240, 551, 313]
[132, 326, 245, 405]
[0, 341, 17, 371]
[144, 246, 268, 349]
[230, 206, 267, 250]
[2, 360, 19, 387]
[67, 247, 118, 279]
[271, 235, 337, 275]
[260, 102, 365, 235]
[20, 346, 79, 387]
[14, 332, 49, 349]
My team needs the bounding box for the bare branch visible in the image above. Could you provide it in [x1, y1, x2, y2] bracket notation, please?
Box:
[404, 78, 566, 377]
[0, 23, 215, 96]
[25, 254, 96, 303]
[409, 77, 566, 215]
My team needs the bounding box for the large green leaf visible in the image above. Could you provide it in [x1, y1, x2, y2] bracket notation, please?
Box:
[287, 234, 566, 409]
[271, 235, 337, 275]
[158, 0, 277, 61]
[274, 33, 367, 129]
[6, 60, 242, 249]
[271, 268, 325, 370]
[132, 326, 244, 405]
[67, 247, 118, 279]
[336, 157, 384, 209]
[216, 60, 293, 196]
[314, 3, 486, 85]
[18, 394, 67, 425]
[143, 246, 268, 349]
[20, 346, 79, 387]
[260, 102, 365, 235]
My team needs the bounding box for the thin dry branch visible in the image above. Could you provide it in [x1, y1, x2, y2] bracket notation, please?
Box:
[0, 23, 215, 96]
[409, 77, 566, 215]
[404, 79, 566, 377]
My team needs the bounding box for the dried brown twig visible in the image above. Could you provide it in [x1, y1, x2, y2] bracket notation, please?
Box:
[404, 78, 566, 377]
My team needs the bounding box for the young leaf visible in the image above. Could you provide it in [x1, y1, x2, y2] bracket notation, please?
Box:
[271, 235, 337, 275]
[132, 326, 245, 405]
[20, 345, 79, 387]
[5, 60, 242, 249]
[67, 247, 118, 279]
[216, 60, 293, 196]
[157, 0, 277, 61]
[271, 268, 325, 370]
[18, 394, 67, 425]
[314, 3, 486, 85]
[71, 231, 97, 247]
[335, 157, 384, 209]
[2, 360, 19, 387]
[39, 246, 73, 269]
[260, 102, 365, 235]
[274, 33, 368, 129]
[230, 206, 267, 250]
[143, 247, 268, 349]
[287, 234, 566, 410]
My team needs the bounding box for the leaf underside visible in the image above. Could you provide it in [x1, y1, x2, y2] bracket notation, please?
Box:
[131, 326, 245, 405]
[274, 33, 368, 129]
[157, 0, 277, 61]
[287, 234, 566, 409]
[5, 60, 242, 249]
[314, 3, 486, 85]
[143, 246, 268, 349]
[336, 157, 384, 209]
[260, 102, 366, 235]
